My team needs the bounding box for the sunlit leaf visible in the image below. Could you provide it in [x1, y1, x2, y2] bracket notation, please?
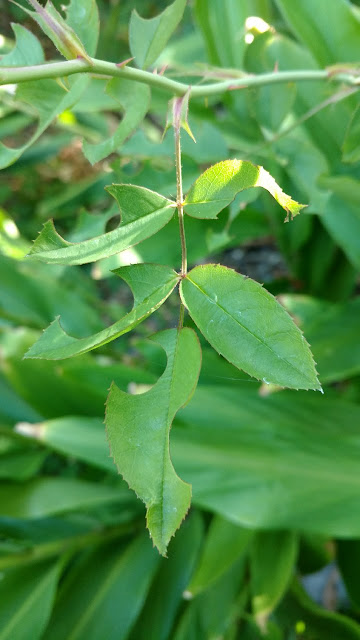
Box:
[27, 186, 176, 265]
[180, 264, 321, 390]
[106, 328, 202, 555]
[129, 0, 187, 69]
[184, 159, 306, 220]
[25, 264, 179, 359]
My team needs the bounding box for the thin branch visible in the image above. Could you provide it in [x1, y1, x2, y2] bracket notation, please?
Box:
[0, 57, 359, 97]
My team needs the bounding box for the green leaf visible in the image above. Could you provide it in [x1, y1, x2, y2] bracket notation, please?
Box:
[173, 556, 247, 640]
[0, 0, 99, 168]
[343, 105, 360, 164]
[321, 187, 360, 270]
[279, 295, 360, 384]
[106, 327, 202, 555]
[0, 560, 60, 640]
[180, 264, 320, 390]
[0, 76, 88, 169]
[186, 515, 252, 596]
[27, 186, 176, 265]
[183, 159, 306, 220]
[83, 79, 150, 165]
[65, 0, 99, 57]
[16, 417, 115, 473]
[25, 264, 179, 360]
[0, 450, 46, 481]
[250, 531, 298, 630]
[173, 386, 360, 536]
[132, 512, 203, 640]
[195, 0, 247, 68]
[277, 579, 360, 639]
[0, 23, 44, 66]
[44, 534, 160, 640]
[274, 0, 360, 66]
[0, 477, 121, 518]
[129, 0, 187, 69]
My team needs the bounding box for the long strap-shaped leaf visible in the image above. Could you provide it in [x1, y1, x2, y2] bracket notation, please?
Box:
[27, 185, 176, 265]
[24, 264, 179, 360]
[184, 159, 306, 219]
[180, 264, 321, 390]
[106, 328, 202, 555]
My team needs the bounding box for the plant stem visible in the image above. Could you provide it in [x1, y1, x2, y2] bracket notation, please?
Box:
[0, 521, 137, 571]
[0, 57, 359, 97]
[174, 97, 187, 329]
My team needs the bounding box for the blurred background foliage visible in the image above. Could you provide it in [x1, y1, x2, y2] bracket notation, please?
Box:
[0, 0, 360, 638]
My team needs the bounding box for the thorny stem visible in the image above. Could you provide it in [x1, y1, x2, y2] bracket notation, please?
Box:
[174, 96, 187, 329]
[0, 58, 359, 96]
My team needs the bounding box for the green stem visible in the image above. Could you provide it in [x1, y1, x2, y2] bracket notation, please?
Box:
[0, 522, 137, 571]
[0, 57, 359, 96]
[174, 97, 187, 329]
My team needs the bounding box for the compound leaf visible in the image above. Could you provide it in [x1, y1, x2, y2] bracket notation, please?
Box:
[106, 327, 202, 555]
[25, 264, 179, 360]
[129, 0, 187, 69]
[180, 264, 321, 390]
[184, 159, 306, 220]
[27, 186, 176, 265]
[83, 79, 150, 165]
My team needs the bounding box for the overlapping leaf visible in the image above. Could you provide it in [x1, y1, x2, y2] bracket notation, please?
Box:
[173, 386, 360, 537]
[180, 264, 320, 390]
[43, 535, 159, 640]
[184, 159, 306, 220]
[129, 0, 187, 69]
[83, 79, 151, 165]
[106, 328, 202, 555]
[0, 0, 99, 168]
[24, 264, 179, 360]
[27, 186, 176, 265]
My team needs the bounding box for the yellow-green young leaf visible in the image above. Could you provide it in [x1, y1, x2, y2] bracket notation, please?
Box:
[129, 0, 187, 69]
[83, 79, 150, 165]
[180, 264, 321, 390]
[184, 159, 306, 220]
[27, 186, 176, 265]
[106, 328, 202, 555]
[24, 264, 179, 360]
[250, 531, 298, 631]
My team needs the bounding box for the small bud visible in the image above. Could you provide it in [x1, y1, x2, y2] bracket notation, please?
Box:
[24, 0, 92, 63]
[162, 87, 196, 142]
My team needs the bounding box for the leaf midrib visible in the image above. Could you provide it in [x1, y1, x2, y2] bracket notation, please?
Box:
[185, 275, 314, 384]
